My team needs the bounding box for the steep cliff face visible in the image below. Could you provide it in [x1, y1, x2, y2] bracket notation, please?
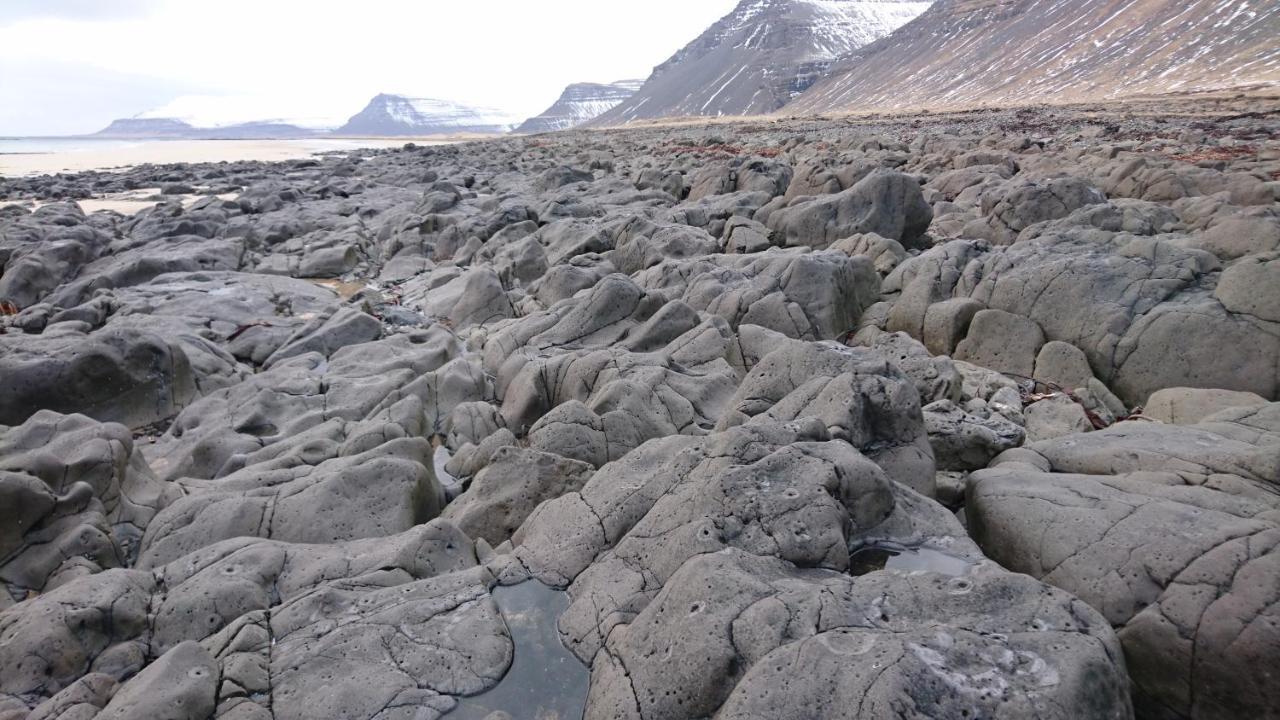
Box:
[789, 0, 1280, 113]
[517, 81, 644, 133]
[336, 95, 518, 136]
[589, 0, 931, 125]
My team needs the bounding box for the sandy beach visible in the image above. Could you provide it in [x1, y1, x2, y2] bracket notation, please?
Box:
[0, 137, 460, 177]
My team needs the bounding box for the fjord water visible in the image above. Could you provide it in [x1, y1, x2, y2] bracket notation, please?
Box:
[0, 137, 440, 177]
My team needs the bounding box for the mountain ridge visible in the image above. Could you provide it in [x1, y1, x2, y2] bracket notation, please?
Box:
[787, 0, 1280, 114]
[516, 80, 644, 134]
[589, 0, 932, 126]
[336, 94, 518, 136]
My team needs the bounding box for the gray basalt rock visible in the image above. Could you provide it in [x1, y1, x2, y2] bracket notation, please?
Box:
[611, 221, 720, 275]
[497, 316, 740, 457]
[447, 400, 506, 449]
[1034, 340, 1096, 390]
[1214, 252, 1280, 323]
[711, 552, 1131, 720]
[634, 168, 686, 199]
[1144, 387, 1269, 425]
[860, 331, 963, 406]
[0, 411, 176, 601]
[535, 165, 594, 193]
[529, 261, 613, 306]
[145, 327, 476, 482]
[921, 297, 983, 357]
[687, 158, 793, 202]
[0, 569, 156, 709]
[883, 240, 989, 340]
[512, 422, 900, 618]
[445, 427, 518, 480]
[22, 672, 117, 720]
[954, 309, 1045, 379]
[0, 521, 480, 715]
[94, 641, 217, 720]
[0, 324, 198, 429]
[491, 234, 550, 288]
[442, 446, 594, 545]
[508, 420, 1129, 719]
[149, 520, 477, 655]
[7, 109, 1275, 720]
[526, 400, 610, 467]
[715, 341, 936, 495]
[886, 228, 1280, 405]
[828, 232, 907, 276]
[1190, 214, 1280, 260]
[403, 266, 515, 329]
[42, 235, 245, 309]
[975, 176, 1108, 244]
[102, 271, 344, 368]
[261, 305, 384, 368]
[1024, 395, 1094, 442]
[968, 403, 1280, 720]
[783, 157, 845, 201]
[923, 399, 1026, 471]
[137, 437, 445, 568]
[634, 249, 880, 341]
[481, 277, 741, 457]
[0, 204, 111, 309]
[722, 216, 776, 254]
[766, 169, 933, 250]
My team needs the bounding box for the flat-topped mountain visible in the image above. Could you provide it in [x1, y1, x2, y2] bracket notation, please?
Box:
[589, 0, 931, 125]
[336, 94, 518, 136]
[516, 80, 644, 134]
[789, 0, 1280, 113]
[94, 118, 199, 138]
[94, 117, 318, 139]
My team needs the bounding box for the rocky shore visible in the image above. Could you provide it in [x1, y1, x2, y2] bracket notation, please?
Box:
[1, 99, 1278, 720]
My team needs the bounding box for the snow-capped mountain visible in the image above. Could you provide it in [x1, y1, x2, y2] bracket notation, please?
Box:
[589, 0, 931, 125]
[789, 0, 1280, 113]
[516, 80, 644, 134]
[336, 95, 519, 136]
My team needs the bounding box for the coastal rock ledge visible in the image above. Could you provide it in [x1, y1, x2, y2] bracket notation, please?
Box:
[2, 102, 1278, 720]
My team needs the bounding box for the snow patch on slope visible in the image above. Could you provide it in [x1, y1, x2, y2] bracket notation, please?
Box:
[337, 94, 520, 136]
[790, 0, 1280, 112]
[517, 81, 645, 133]
[592, 0, 933, 124]
[378, 96, 519, 131]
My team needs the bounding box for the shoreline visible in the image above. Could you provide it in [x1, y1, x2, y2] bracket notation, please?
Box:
[0, 137, 471, 178]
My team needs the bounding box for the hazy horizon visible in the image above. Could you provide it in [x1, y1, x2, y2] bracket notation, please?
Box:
[0, 0, 740, 136]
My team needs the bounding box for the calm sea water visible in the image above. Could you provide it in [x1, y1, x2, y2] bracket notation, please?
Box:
[0, 138, 144, 155]
[0, 137, 413, 156]
[0, 137, 449, 178]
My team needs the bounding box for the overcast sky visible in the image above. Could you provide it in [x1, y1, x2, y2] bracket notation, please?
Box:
[0, 0, 739, 136]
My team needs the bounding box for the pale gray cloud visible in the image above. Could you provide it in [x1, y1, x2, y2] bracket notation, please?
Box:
[0, 0, 160, 23]
[0, 59, 195, 136]
[0, 0, 740, 136]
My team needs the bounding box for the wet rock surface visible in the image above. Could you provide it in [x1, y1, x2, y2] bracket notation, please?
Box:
[2, 101, 1279, 719]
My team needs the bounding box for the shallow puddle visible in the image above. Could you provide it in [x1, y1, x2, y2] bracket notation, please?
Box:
[849, 544, 974, 577]
[447, 581, 589, 720]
